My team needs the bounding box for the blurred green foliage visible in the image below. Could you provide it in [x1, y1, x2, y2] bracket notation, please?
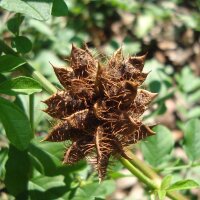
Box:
[0, 0, 200, 199]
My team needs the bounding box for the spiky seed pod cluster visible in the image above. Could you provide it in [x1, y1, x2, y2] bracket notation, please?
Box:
[42, 44, 157, 181]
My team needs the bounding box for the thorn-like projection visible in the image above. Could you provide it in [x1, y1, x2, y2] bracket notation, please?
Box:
[129, 52, 148, 71]
[42, 45, 157, 181]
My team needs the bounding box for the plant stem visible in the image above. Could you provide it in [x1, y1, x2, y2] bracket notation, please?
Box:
[127, 151, 160, 180]
[23, 63, 57, 94]
[0, 40, 188, 200]
[29, 94, 34, 132]
[120, 151, 188, 200]
[119, 157, 159, 189]
[119, 157, 188, 200]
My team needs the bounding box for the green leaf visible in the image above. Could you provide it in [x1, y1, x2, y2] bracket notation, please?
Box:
[144, 59, 173, 102]
[0, 74, 7, 84]
[52, 0, 68, 16]
[0, 55, 26, 72]
[29, 175, 69, 200]
[0, 97, 33, 150]
[12, 36, 32, 54]
[176, 67, 200, 93]
[187, 107, 200, 119]
[5, 145, 31, 196]
[135, 14, 154, 38]
[178, 13, 200, 31]
[29, 153, 44, 175]
[188, 90, 200, 103]
[29, 138, 86, 176]
[157, 189, 166, 200]
[123, 37, 141, 54]
[7, 14, 24, 35]
[145, 4, 171, 19]
[0, 76, 42, 95]
[161, 175, 173, 190]
[183, 118, 200, 161]
[73, 180, 116, 200]
[0, 0, 53, 21]
[28, 19, 53, 37]
[13, 95, 26, 112]
[167, 180, 199, 191]
[140, 125, 174, 167]
[34, 175, 66, 189]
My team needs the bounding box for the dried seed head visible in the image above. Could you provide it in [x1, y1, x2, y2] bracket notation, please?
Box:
[43, 45, 157, 181]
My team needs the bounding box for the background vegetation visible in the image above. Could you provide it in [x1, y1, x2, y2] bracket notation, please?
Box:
[0, 0, 200, 199]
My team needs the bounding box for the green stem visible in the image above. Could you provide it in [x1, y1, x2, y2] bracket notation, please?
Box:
[0, 40, 188, 200]
[120, 152, 188, 200]
[127, 151, 160, 180]
[29, 94, 34, 132]
[119, 157, 159, 189]
[23, 63, 57, 95]
[164, 165, 191, 172]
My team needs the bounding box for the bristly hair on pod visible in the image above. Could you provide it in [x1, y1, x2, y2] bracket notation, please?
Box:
[42, 44, 157, 182]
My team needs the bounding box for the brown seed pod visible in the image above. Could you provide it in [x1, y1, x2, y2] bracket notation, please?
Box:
[43, 44, 157, 181]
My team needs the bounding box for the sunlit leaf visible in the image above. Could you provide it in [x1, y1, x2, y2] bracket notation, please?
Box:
[0, 76, 42, 95]
[167, 180, 199, 191]
[0, 0, 53, 21]
[72, 180, 116, 200]
[29, 175, 68, 200]
[161, 175, 173, 189]
[183, 118, 200, 161]
[141, 125, 174, 167]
